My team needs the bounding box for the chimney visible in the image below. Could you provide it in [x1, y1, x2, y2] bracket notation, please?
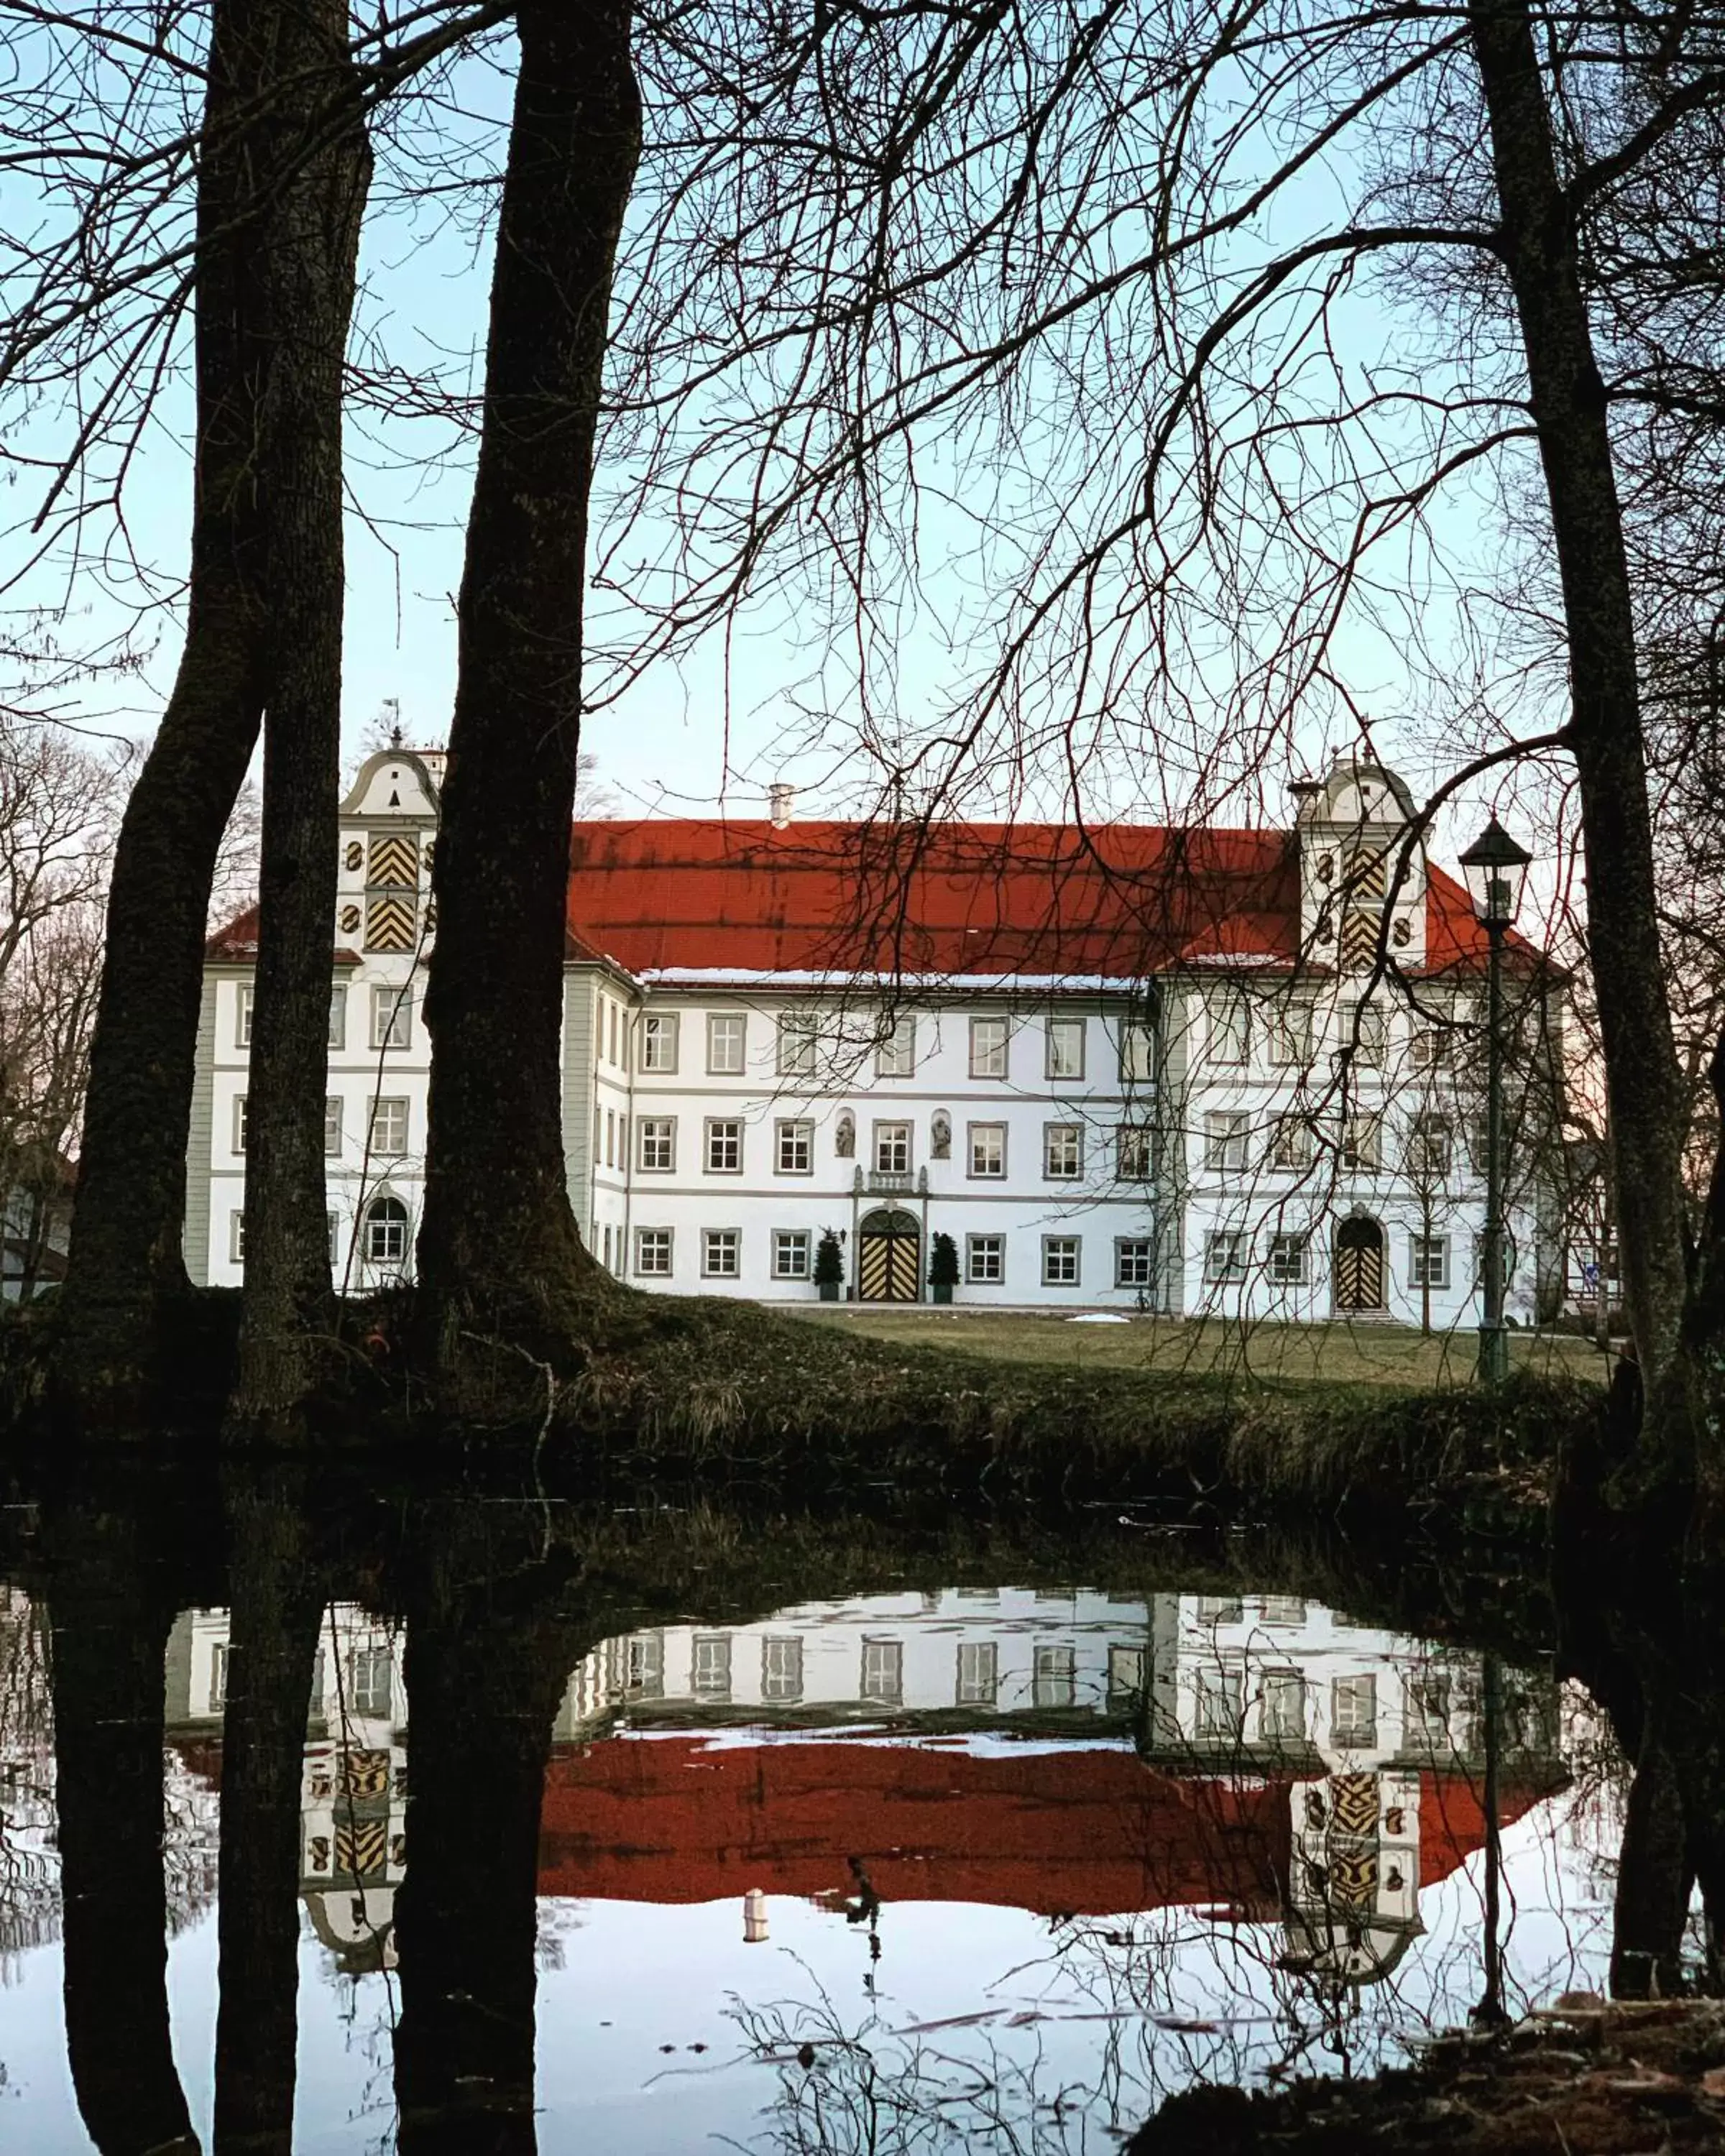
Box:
[768, 783, 794, 829]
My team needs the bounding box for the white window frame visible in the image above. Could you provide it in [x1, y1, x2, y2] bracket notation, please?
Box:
[874, 1120, 911, 1174]
[634, 1227, 673, 1276]
[860, 1637, 903, 1704]
[1115, 1237, 1154, 1289]
[1203, 1111, 1249, 1174]
[966, 1233, 1005, 1284]
[969, 1015, 1008, 1079]
[1045, 1015, 1086, 1079]
[640, 1011, 680, 1073]
[1409, 1112, 1453, 1179]
[1207, 995, 1248, 1067]
[957, 1639, 998, 1705]
[701, 1227, 741, 1277]
[875, 1014, 916, 1079]
[1410, 1233, 1450, 1289]
[1034, 1643, 1077, 1708]
[761, 1636, 804, 1703]
[777, 1012, 817, 1078]
[364, 1197, 410, 1268]
[229, 1210, 246, 1265]
[1269, 1005, 1313, 1069]
[967, 1122, 1007, 1179]
[1332, 1673, 1378, 1748]
[1043, 1123, 1084, 1180]
[707, 1010, 747, 1075]
[369, 1097, 410, 1158]
[1347, 1000, 1385, 1068]
[1341, 1114, 1382, 1171]
[328, 984, 348, 1050]
[1203, 1230, 1248, 1284]
[232, 1095, 249, 1156]
[772, 1229, 811, 1280]
[691, 1634, 732, 1699]
[1116, 1123, 1154, 1181]
[704, 1118, 743, 1174]
[236, 982, 254, 1048]
[776, 1118, 813, 1174]
[1118, 1013, 1157, 1083]
[371, 985, 413, 1052]
[1261, 1669, 1307, 1741]
[1041, 1235, 1080, 1287]
[1267, 1231, 1308, 1285]
[324, 1097, 342, 1158]
[637, 1116, 676, 1173]
[1271, 1117, 1314, 1171]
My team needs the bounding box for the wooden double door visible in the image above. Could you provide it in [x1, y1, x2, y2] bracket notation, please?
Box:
[1334, 1216, 1386, 1312]
[859, 1207, 920, 1302]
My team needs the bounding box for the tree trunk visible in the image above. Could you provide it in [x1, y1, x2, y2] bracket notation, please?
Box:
[232, 3, 372, 1424]
[1467, 3, 1692, 1445]
[416, 2, 640, 1406]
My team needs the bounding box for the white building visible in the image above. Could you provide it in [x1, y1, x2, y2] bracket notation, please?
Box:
[190, 746, 1560, 1322]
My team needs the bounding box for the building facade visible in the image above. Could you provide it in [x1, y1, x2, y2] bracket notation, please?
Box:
[192, 747, 1560, 1322]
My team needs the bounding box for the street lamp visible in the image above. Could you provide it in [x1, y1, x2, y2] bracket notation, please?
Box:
[1458, 816, 1532, 1386]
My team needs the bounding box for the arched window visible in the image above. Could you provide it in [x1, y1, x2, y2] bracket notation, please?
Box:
[364, 1195, 410, 1268]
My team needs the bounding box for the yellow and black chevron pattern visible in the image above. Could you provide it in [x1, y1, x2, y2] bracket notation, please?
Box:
[341, 1749, 391, 1798]
[368, 833, 419, 888]
[1328, 1847, 1379, 1907]
[1340, 906, 1380, 972]
[1330, 1774, 1379, 1836]
[335, 1819, 388, 1877]
[365, 895, 417, 952]
[860, 1231, 919, 1302]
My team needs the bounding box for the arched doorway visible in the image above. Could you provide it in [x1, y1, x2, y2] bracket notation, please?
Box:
[1334, 1215, 1386, 1313]
[859, 1207, 920, 1303]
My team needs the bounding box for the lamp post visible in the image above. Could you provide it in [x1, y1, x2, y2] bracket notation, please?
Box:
[1458, 816, 1532, 1386]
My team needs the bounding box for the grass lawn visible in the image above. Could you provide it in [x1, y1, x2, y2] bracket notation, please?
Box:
[787, 1305, 1608, 1389]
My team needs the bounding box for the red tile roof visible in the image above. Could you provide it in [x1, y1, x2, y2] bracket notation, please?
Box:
[203, 819, 1530, 980]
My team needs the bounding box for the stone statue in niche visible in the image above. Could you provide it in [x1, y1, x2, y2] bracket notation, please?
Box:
[931, 1111, 952, 1161]
[835, 1110, 855, 1158]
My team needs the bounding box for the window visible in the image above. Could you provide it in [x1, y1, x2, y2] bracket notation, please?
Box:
[705, 1118, 742, 1174]
[860, 1638, 903, 1705]
[605, 1110, 616, 1169]
[1271, 1117, 1314, 1171]
[1197, 1595, 1243, 1624]
[874, 1121, 911, 1174]
[1267, 1233, 1308, 1285]
[1409, 1112, 1453, 1178]
[1116, 1238, 1154, 1289]
[324, 1097, 343, 1157]
[1341, 1114, 1381, 1171]
[635, 1227, 673, 1276]
[967, 1233, 1005, 1284]
[1404, 1672, 1452, 1747]
[1116, 1123, 1154, 1181]
[1204, 1230, 1247, 1284]
[957, 1640, 998, 1705]
[1332, 1674, 1378, 1748]
[1260, 1595, 1307, 1626]
[1269, 1006, 1312, 1068]
[640, 1012, 679, 1072]
[1107, 1646, 1146, 1707]
[1203, 1111, 1249, 1174]
[1043, 1123, 1083, 1180]
[1119, 1014, 1157, 1082]
[777, 1013, 816, 1078]
[364, 1196, 409, 1267]
[1196, 1664, 1244, 1738]
[692, 1634, 732, 1700]
[970, 1015, 1008, 1078]
[875, 1014, 916, 1078]
[1346, 1000, 1385, 1068]
[772, 1230, 811, 1280]
[1261, 1670, 1307, 1742]
[229, 1210, 246, 1265]
[762, 1636, 804, 1703]
[1409, 1024, 1453, 1072]
[1046, 1016, 1086, 1079]
[236, 983, 254, 1047]
[328, 1213, 341, 1266]
[371, 986, 412, 1051]
[328, 985, 347, 1050]
[638, 1116, 676, 1172]
[968, 1122, 1007, 1178]
[308, 1649, 326, 1715]
[707, 1011, 746, 1074]
[1208, 995, 1248, 1067]
[369, 1097, 410, 1156]
[702, 1227, 740, 1277]
[610, 1632, 664, 1699]
[350, 1645, 394, 1719]
[233, 1095, 249, 1155]
[1041, 1235, 1080, 1286]
[776, 1119, 813, 1174]
[1410, 1234, 1450, 1289]
[1034, 1644, 1077, 1709]
[208, 1642, 231, 1715]
[606, 1000, 618, 1064]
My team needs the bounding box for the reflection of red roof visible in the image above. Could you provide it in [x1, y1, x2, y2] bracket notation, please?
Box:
[537, 1739, 1540, 1916]
[203, 821, 1532, 980]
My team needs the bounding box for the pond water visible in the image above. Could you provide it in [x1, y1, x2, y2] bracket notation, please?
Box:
[0, 1473, 1657, 2152]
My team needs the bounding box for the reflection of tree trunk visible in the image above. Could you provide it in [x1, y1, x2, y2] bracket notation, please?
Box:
[213, 1468, 323, 2152]
[416, 1, 640, 1402]
[392, 1514, 581, 2154]
[46, 1510, 201, 2154]
[1611, 1723, 1693, 1999]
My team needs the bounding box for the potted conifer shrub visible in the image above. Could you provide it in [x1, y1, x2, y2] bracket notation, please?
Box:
[929, 1231, 959, 1304]
[814, 1229, 845, 1302]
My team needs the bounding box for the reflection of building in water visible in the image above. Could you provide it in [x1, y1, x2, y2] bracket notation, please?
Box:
[165, 1603, 407, 1973]
[154, 1589, 1564, 1965]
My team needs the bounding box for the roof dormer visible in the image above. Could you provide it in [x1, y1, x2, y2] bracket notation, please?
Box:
[1292, 756, 1425, 973]
[336, 746, 441, 955]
